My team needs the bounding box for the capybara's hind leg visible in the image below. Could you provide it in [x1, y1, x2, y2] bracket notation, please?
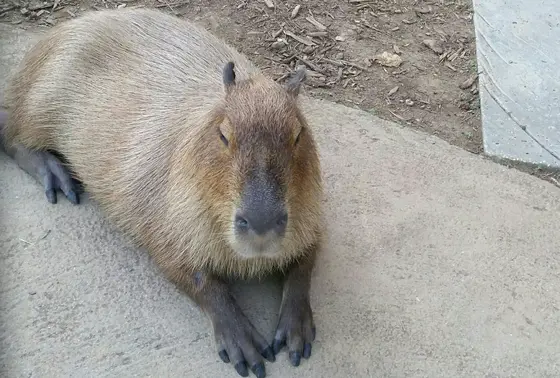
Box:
[0, 111, 81, 205]
[11, 145, 80, 205]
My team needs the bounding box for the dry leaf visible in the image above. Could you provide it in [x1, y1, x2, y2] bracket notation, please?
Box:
[388, 86, 399, 96]
[291, 5, 301, 19]
[264, 0, 275, 9]
[423, 39, 443, 55]
[374, 51, 403, 67]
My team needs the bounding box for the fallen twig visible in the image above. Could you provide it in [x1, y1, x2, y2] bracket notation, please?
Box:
[275, 72, 292, 82]
[296, 57, 328, 75]
[284, 30, 316, 46]
[29, 2, 55, 11]
[307, 31, 328, 37]
[154, 0, 190, 8]
[306, 15, 327, 31]
[388, 110, 405, 121]
[321, 57, 369, 72]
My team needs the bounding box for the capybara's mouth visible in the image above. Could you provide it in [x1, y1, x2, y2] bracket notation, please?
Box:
[230, 232, 284, 259]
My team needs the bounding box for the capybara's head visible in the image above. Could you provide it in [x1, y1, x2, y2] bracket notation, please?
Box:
[196, 62, 322, 260]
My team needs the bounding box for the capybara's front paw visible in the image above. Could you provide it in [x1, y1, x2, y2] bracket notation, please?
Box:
[272, 294, 316, 367]
[212, 303, 275, 378]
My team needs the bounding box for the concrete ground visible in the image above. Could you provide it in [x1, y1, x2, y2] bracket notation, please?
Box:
[2, 23, 560, 378]
[474, 0, 560, 168]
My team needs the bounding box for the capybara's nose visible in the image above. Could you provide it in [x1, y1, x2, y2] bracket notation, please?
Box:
[235, 210, 288, 235]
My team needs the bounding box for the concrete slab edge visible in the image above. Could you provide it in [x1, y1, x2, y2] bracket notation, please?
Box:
[472, 0, 560, 169]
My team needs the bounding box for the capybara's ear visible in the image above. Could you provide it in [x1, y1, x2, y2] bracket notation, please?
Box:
[223, 61, 236, 92]
[284, 65, 307, 97]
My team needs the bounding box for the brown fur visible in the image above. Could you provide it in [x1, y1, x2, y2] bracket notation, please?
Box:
[3, 8, 324, 283]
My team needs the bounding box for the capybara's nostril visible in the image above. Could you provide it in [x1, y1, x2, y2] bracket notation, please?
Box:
[275, 212, 288, 232]
[235, 210, 288, 235]
[235, 215, 249, 231]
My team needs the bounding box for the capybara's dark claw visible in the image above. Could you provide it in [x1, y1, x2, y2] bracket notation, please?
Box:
[219, 349, 230, 363]
[250, 362, 266, 378]
[289, 351, 301, 367]
[45, 188, 57, 204]
[260, 346, 275, 362]
[234, 361, 248, 377]
[303, 343, 312, 359]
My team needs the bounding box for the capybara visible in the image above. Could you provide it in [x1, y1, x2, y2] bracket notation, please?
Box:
[1, 8, 324, 378]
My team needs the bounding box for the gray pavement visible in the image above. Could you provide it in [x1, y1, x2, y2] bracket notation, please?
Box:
[474, 0, 560, 168]
[2, 22, 560, 378]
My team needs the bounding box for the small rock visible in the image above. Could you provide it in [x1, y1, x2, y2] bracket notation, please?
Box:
[335, 52, 344, 60]
[388, 86, 399, 96]
[271, 39, 287, 50]
[20, 7, 29, 15]
[393, 44, 402, 54]
[405, 99, 414, 106]
[415, 6, 432, 14]
[301, 46, 314, 54]
[335, 35, 346, 42]
[44, 15, 56, 25]
[117, 3, 127, 8]
[374, 51, 403, 67]
[263, 0, 275, 9]
[423, 39, 443, 55]
[459, 74, 478, 89]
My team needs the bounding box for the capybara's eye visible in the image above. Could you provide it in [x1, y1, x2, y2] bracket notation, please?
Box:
[220, 132, 229, 147]
[295, 130, 302, 146]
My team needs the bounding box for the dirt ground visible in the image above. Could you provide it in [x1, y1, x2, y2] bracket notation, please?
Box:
[1, 0, 483, 153]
